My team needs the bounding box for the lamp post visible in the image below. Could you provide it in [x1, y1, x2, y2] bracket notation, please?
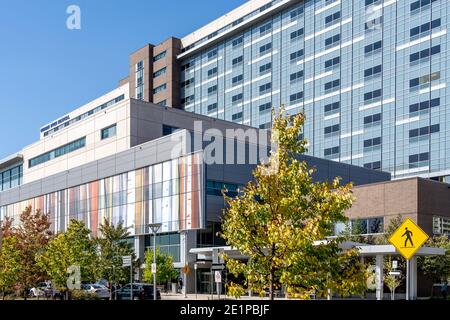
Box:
[148, 223, 162, 301]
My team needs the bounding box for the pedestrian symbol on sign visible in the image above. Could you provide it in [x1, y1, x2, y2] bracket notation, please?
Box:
[402, 227, 414, 247]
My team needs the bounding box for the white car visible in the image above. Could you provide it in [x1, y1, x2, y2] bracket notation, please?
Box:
[81, 284, 110, 300]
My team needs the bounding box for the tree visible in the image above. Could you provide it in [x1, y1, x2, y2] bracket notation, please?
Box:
[374, 214, 403, 245]
[14, 206, 53, 298]
[95, 219, 134, 299]
[420, 235, 450, 284]
[37, 219, 98, 298]
[384, 256, 403, 300]
[221, 108, 367, 300]
[143, 247, 178, 288]
[0, 236, 22, 299]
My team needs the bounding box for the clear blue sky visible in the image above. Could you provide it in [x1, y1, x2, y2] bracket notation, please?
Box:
[0, 0, 247, 159]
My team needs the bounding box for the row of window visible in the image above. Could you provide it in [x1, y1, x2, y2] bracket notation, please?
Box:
[29, 137, 87, 168]
[0, 165, 23, 192]
[206, 180, 242, 197]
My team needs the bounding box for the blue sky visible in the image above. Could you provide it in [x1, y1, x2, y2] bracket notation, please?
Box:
[0, 0, 247, 159]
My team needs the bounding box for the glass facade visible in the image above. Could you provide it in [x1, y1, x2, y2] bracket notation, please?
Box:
[1, 153, 204, 237]
[180, 0, 450, 179]
[0, 164, 23, 192]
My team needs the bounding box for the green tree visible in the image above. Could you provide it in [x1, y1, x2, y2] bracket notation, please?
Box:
[143, 247, 178, 288]
[95, 219, 134, 299]
[0, 236, 22, 299]
[420, 235, 450, 283]
[37, 220, 98, 298]
[14, 206, 53, 299]
[221, 108, 367, 300]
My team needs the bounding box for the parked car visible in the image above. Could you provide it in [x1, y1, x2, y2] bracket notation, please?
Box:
[113, 283, 161, 300]
[81, 284, 111, 300]
[31, 281, 62, 299]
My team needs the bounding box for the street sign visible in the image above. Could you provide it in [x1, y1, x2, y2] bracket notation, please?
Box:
[182, 264, 190, 274]
[194, 263, 198, 270]
[151, 263, 157, 274]
[122, 255, 132, 267]
[211, 264, 225, 270]
[392, 260, 398, 269]
[215, 271, 222, 283]
[389, 218, 429, 260]
[389, 271, 401, 276]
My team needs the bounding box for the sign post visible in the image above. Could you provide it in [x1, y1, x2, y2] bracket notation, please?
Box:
[182, 264, 190, 299]
[194, 263, 198, 300]
[215, 271, 222, 300]
[389, 218, 429, 300]
[122, 255, 132, 300]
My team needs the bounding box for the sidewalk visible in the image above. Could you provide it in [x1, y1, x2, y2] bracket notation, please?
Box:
[161, 292, 284, 300]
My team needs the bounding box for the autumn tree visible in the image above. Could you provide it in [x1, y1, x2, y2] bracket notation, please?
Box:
[143, 247, 178, 288]
[37, 219, 98, 298]
[221, 108, 367, 300]
[0, 236, 22, 299]
[95, 219, 134, 299]
[14, 206, 53, 298]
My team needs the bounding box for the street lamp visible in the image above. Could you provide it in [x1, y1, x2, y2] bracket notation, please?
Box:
[148, 223, 162, 301]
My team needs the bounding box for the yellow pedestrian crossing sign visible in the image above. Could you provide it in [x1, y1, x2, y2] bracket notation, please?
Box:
[389, 218, 429, 260]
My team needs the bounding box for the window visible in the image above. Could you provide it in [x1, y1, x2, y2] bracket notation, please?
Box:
[259, 83, 272, 95]
[324, 146, 340, 158]
[232, 112, 243, 121]
[290, 6, 304, 20]
[232, 36, 243, 47]
[325, 34, 340, 48]
[207, 85, 217, 95]
[364, 65, 382, 79]
[365, 16, 383, 31]
[324, 79, 340, 92]
[136, 61, 144, 71]
[364, 137, 382, 150]
[259, 102, 272, 113]
[364, 89, 382, 104]
[208, 31, 218, 40]
[325, 56, 340, 70]
[364, 161, 381, 170]
[290, 28, 304, 40]
[0, 165, 22, 192]
[157, 100, 167, 107]
[232, 93, 243, 104]
[207, 49, 218, 60]
[409, 124, 440, 138]
[162, 125, 180, 136]
[343, 217, 384, 235]
[153, 84, 166, 94]
[232, 74, 243, 86]
[232, 56, 243, 66]
[410, 19, 441, 38]
[145, 233, 181, 262]
[153, 51, 166, 62]
[29, 137, 86, 168]
[364, 40, 382, 55]
[410, 0, 439, 12]
[363, 113, 382, 126]
[325, 11, 341, 26]
[207, 67, 218, 78]
[409, 72, 440, 90]
[206, 180, 242, 197]
[259, 43, 272, 55]
[181, 95, 195, 106]
[181, 78, 194, 88]
[259, 122, 271, 129]
[290, 70, 304, 83]
[324, 101, 340, 115]
[365, 0, 382, 6]
[324, 124, 340, 137]
[259, 62, 272, 75]
[290, 49, 304, 62]
[290, 92, 304, 105]
[153, 67, 166, 78]
[433, 216, 450, 235]
[410, 45, 440, 63]
[181, 61, 195, 71]
[409, 152, 429, 168]
[232, 18, 244, 27]
[101, 124, 117, 140]
[260, 22, 272, 35]
[409, 98, 440, 114]
[207, 103, 218, 112]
